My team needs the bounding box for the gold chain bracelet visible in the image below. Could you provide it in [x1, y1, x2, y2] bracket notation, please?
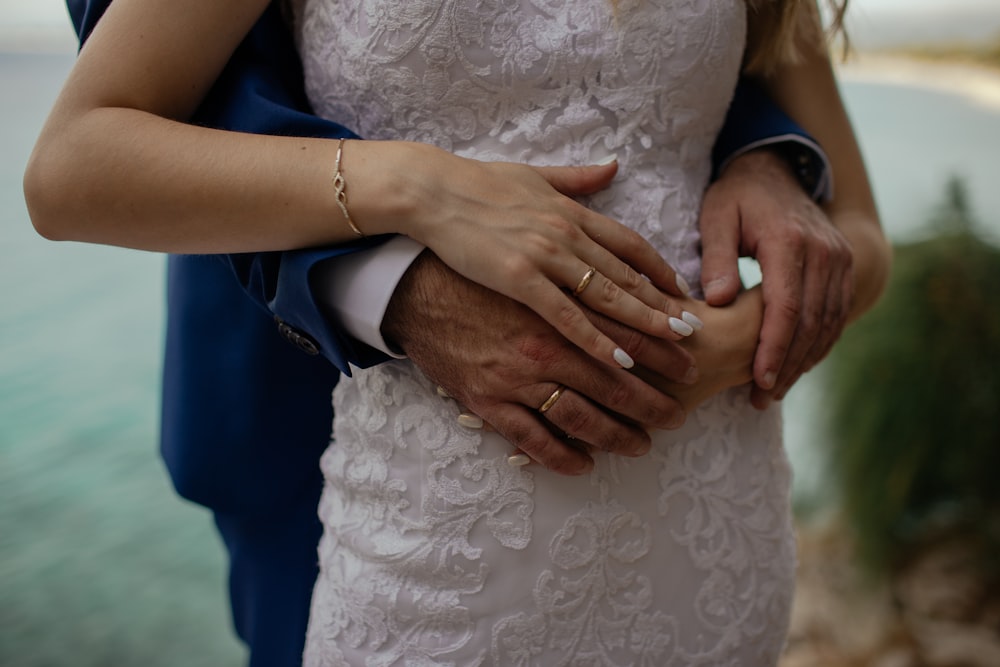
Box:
[332, 138, 365, 238]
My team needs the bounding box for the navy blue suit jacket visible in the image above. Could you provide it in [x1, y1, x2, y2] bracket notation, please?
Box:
[67, 2, 827, 665]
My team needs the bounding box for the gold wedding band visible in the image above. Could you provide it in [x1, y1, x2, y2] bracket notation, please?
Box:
[538, 385, 567, 414]
[572, 267, 597, 296]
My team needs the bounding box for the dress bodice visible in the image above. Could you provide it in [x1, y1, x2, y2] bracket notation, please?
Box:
[295, 0, 746, 284]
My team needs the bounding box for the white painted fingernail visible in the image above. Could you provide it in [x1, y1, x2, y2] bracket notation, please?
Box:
[681, 311, 704, 331]
[507, 453, 531, 467]
[762, 371, 778, 390]
[613, 347, 635, 369]
[684, 366, 699, 384]
[436, 385, 452, 399]
[675, 274, 691, 296]
[457, 413, 484, 429]
[595, 153, 618, 166]
[669, 317, 694, 337]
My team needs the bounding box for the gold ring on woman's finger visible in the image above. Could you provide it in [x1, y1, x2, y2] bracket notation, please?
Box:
[572, 267, 597, 296]
[538, 385, 567, 414]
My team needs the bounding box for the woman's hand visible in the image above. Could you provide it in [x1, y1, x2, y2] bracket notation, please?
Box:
[348, 141, 698, 370]
[631, 288, 765, 413]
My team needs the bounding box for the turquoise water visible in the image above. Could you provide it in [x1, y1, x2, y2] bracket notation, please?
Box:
[1, 52, 998, 666]
[0, 53, 244, 666]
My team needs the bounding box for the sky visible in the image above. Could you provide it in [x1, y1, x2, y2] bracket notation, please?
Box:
[0, 0, 998, 51]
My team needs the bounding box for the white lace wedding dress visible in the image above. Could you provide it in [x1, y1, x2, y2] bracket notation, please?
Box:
[296, 1, 796, 664]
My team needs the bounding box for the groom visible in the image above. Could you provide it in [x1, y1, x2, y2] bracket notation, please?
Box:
[67, 1, 845, 665]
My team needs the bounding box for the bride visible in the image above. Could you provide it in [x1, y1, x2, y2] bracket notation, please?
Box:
[287, 0, 887, 664]
[26, 0, 890, 663]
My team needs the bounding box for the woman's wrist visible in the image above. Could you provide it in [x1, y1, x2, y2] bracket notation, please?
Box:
[341, 140, 457, 240]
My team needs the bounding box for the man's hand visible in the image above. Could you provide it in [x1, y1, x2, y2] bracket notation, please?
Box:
[699, 149, 854, 408]
[383, 251, 696, 476]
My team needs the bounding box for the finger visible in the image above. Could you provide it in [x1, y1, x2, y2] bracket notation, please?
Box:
[776, 252, 851, 399]
[798, 260, 847, 377]
[505, 276, 641, 370]
[770, 250, 827, 399]
[538, 387, 652, 457]
[752, 236, 806, 392]
[698, 190, 744, 306]
[584, 307, 698, 385]
[533, 162, 619, 198]
[544, 344, 688, 430]
[577, 211, 688, 298]
[483, 402, 595, 476]
[571, 267, 695, 342]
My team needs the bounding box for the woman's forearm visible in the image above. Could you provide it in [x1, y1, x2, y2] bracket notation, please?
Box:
[25, 109, 365, 252]
[831, 209, 893, 325]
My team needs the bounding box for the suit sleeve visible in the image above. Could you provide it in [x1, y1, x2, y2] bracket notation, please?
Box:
[713, 78, 833, 202]
[67, 0, 390, 372]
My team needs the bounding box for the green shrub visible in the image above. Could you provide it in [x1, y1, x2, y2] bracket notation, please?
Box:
[825, 178, 1000, 574]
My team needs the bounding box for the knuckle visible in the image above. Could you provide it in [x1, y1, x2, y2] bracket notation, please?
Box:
[602, 380, 635, 413]
[541, 210, 577, 238]
[499, 418, 534, 450]
[617, 263, 644, 292]
[530, 230, 561, 259]
[515, 331, 564, 369]
[499, 252, 534, 279]
[782, 225, 806, 249]
[641, 396, 680, 430]
[798, 304, 823, 338]
[619, 327, 648, 359]
[813, 242, 831, 267]
[558, 404, 596, 438]
[599, 276, 624, 303]
[776, 298, 802, 323]
[554, 300, 588, 333]
[595, 427, 647, 457]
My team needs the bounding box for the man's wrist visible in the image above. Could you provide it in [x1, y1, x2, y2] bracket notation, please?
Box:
[311, 236, 426, 357]
[381, 249, 436, 354]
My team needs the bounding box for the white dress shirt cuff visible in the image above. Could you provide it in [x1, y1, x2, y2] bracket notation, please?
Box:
[314, 236, 426, 358]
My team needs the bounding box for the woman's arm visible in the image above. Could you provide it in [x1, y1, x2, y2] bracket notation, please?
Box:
[24, 0, 694, 371]
[753, 3, 892, 402]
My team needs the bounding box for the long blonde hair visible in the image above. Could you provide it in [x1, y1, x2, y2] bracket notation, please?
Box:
[744, 0, 850, 74]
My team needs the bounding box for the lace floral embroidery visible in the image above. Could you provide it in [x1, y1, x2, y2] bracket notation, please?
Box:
[298, 1, 796, 665]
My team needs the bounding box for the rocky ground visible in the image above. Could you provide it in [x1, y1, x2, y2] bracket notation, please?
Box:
[780, 521, 1000, 667]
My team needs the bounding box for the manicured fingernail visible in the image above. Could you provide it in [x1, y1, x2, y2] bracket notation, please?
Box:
[457, 413, 484, 429]
[762, 371, 777, 389]
[507, 453, 531, 467]
[436, 385, 452, 399]
[684, 366, 699, 384]
[669, 317, 694, 337]
[595, 153, 618, 166]
[681, 311, 704, 331]
[613, 347, 635, 369]
[675, 274, 691, 296]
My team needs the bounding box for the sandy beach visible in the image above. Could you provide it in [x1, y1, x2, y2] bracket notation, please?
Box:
[836, 53, 1000, 112]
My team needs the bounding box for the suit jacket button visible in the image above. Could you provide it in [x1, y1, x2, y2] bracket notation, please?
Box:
[275, 318, 321, 356]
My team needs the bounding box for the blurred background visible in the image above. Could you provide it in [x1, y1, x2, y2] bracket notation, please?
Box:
[1, 1, 998, 666]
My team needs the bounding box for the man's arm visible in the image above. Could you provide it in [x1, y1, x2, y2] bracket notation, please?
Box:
[702, 79, 851, 408]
